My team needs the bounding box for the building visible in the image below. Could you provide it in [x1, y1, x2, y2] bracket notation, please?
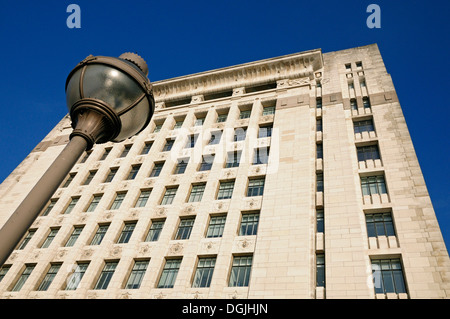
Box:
[0, 44, 449, 299]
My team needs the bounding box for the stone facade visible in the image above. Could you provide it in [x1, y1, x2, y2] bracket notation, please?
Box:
[0, 44, 448, 299]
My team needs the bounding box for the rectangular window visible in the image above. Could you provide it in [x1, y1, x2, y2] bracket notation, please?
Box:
[366, 212, 395, 238]
[117, 222, 137, 244]
[229, 255, 252, 287]
[153, 123, 163, 133]
[41, 228, 60, 248]
[63, 197, 79, 214]
[162, 139, 175, 152]
[173, 119, 184, 129]
[195, 116, 205, 126]
[199, 155, 214, 171]
[361, 175, 387, 196]
[94, 261, 118, 290]
[17, 229, 37, 250]
[185, 134, 198, 148]
[234, 127, 247, 141]
[258, 124, 273, 138]
[11, 264, 36, 291]
[120, 145, 132, 158]
[357, 144, 380, 161]
[90, 224, 109, 245]
[62, 173, 76, 188]
[37, 263, 61, 291]
[145, 220, 165, 242]
[217, 180, 235, 200]
[316, 97, 322, 109]
[126, 164, 141, 180]
[135, 189, 151, 208]
[247, 178, 265, 197]
[188, 183, 206, 202]
[317, 173, 324, 192]
[192, 257, 216, 288]
[104, 168, 118, 183]
[316, 254, 325, 287]
[363, 97, 371, 109]
[100, 148, 112, 160]
[217, 113, 228, 123]
[253, 147, 269, 165]
[206, 215, 226, 238]
[317, 143, 323, 159]
[110, 192, 126, 210]
[316, 209, 324, 233]
[65, 226, 84, 247]
[157, 258, 182, 288]
[79, 151, 91, 164]
[372, 259, 407, 294]
[174, 158, 189, 174]
[353, 119, 375, 134]
[225, 151, 241, 168]
[239, 109, 251, 119]
[161, 187, 178, 205]
[316, 118, 322, 132]
[141, 142, 153, 155]
[175, 217, 195, 240]
[239, 212, 260, 236]
[125, 260, 149, 289]
[150, 162, 164, 177]
[65, 262, 89, 290]
[86, 194, 103, 213]
[42, 199, 58, 216]
[208, 131, 222, 145]
[350, 98, 358, 110]
[262, 106, 275, 115]
[0, 265, 11, 283]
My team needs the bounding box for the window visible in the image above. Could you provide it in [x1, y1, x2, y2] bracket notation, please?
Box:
[316, 118, 322, 132]
[161, 187, 178, 205]
[162, 139, 175, 152]
[234, 127, 247, 142]
[100, 148, 111, 160]
[206, 215, 226, 238]
[316, 97, 322, 109]
[125, 260, 149, 289]
[157, 258, 182, 288]
[90, 224, 109, 245]
[199, 155, 214, 171]
[316, 144, 323, 159]
[239, 212, 260, 236]
[11, 264, 36, 291]
[353, 119, 375, 134]
[357, 144, 380, 161]
[79, 151, 91, 163]
[217, 113, 228, 123]
[208, 131, 222, 145]
[17, 229, 36, 250]
[226, 151, 241, 168]
[94, 261, 118, 290]
[110, 192, 126, 210]
[360, 80, 366, 88]
[188, 183, 206, 202]
[253, 147, 269, 165]
[247, 178, 265, 197]
[62, 173, 76, 188]
[173, 119, 184, 129]
[135, 189, 151, 208]
[363, 97, 371, 108]
[217, 180, 235, 200]
[195, 116, 205, 126]
[366, 212, 395, 238]
[371, 259, 406, 294]
[65, 262, 89, 290]
[104, 168, 118, 183]
[361, 175, 387, 196]
[153, 123, 163, 133]
[86, 194, 102, 212]
[262, 106, 275, 115]
[0, 265, 11, 283]
[120, 145, 132, 158]
[42, 199, 58, 216]
[229, 255, 252, 287]
[239, 109, 251, 119]
[175, 217, 195, 240]
[316, 254, 325, 287]
[145, 220, 165, 242]
[356, 61, 363, 68]
[37, 263, 61, 291]
[65, 226, 84, 247]
[126, 164, 141, 180]
[63, 197, 79, 214]
[192, 257, 216, 288]
[41, 228, 60, 248]
[141, 142, 153, 155]
[350, 98, 357, 110]
[258, 124, 273, 138]
[150, 162, 164, 177]
[348, 82, 354, 90]
[174, 158, 189, 174]
[117, 222, 137, 244]
[317, 173, 324, 192]
[345, 63, 351, 70]
[185, 134, 198, 148]
[316, 209, 324, 233]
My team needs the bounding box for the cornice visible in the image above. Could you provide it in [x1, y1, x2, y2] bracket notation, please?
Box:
[152, 49, 323, 102]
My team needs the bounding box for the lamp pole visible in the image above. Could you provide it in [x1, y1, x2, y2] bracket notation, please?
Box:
[0, 53, 155, 267]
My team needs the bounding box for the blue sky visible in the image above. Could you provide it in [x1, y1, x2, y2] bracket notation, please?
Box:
[0, 1, 449, 247]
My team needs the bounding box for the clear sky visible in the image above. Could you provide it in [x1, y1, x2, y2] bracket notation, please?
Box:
[0, 1, 449, 247]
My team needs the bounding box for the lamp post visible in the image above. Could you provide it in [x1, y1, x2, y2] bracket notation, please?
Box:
[0, 52, 155, 266]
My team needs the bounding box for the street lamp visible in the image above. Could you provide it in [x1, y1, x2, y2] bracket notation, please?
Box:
[0, 53, 155, 266]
